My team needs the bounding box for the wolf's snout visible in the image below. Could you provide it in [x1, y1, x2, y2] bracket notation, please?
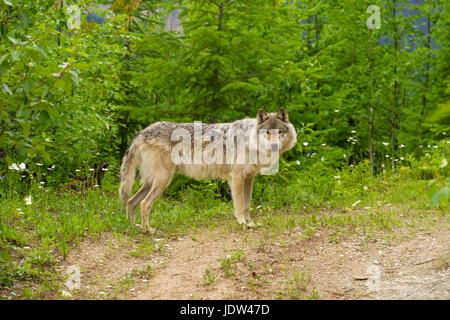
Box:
[271, 143, 279, 152]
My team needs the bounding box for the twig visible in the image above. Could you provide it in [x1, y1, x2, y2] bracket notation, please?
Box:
[414, 258, 438, 266]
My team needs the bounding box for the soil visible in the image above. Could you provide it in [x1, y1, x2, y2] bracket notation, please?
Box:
[60, 224, 450, 300]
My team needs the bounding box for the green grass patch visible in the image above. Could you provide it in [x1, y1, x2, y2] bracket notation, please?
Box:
[0, 160, 448, 299]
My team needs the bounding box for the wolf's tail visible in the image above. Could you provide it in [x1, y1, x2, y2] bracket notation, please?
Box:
[119, 139, 140, 206]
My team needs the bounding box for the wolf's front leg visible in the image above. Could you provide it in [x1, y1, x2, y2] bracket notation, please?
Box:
[230, 172, 246, 225]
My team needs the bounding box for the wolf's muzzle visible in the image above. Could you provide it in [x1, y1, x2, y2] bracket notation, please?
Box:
[271, 143, 279, 152]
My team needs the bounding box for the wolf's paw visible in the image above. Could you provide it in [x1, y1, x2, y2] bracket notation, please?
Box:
[138, 224, 156, 234]
[246, 221, 256, 227]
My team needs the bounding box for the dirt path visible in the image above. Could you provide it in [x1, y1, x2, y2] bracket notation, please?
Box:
[60, 223, 449, 300]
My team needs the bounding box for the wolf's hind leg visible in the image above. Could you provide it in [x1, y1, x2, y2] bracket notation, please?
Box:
[243, 174, 255, 226]
[126, 180, 152, 224]
[140, 173, 173, 233]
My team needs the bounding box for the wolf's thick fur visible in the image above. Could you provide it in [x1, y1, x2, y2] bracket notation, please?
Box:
[119, 108, 297, 232]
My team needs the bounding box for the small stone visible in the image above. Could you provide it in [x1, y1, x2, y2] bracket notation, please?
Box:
[61, 290, 72, 298]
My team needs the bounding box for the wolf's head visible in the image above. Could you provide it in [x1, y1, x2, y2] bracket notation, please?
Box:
[256, 108, 297, 154]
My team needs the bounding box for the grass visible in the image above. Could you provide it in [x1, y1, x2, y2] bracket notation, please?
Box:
[203, 266, 216, 286]
[283, 268, 313, 300]
[0, 158, 448, 299]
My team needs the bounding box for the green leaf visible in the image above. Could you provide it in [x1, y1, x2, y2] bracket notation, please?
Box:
[39, 149, 51, 162]
[54, 78, 69, 91]
[7, 35, 18, 45]
[0, 53, 9, 65]
[10, 50, 20, 61]
[41, 85, 48, 98]
[18, 10, 29, 26]
[21, 122, 30, 137]
[0, 84, 12, 95]
[15, 146, 27, 158]
[440, 158, 448, 169]
[23, 79, 32, 94]
[0, 23, 8, 37]
[39, 110, 50, 124]
[69, 70, 79, 86]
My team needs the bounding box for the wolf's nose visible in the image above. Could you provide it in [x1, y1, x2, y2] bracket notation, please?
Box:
[271, 143, 279, 152]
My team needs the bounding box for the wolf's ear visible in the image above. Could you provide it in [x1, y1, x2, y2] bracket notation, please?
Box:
[257, 109, 269, 124]
[276, 108, 289, 122]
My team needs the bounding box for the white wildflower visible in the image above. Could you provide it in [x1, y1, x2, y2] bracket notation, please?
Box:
[9, 163, 19, 171]
[352, 200, 361, 207]
[58, 62, 69, 69]
[295, 160, 300, 165]
[24, 196, 32, 205]
[303, 142, 308, 146]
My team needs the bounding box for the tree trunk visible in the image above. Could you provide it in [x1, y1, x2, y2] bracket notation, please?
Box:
[315, 14, 319, 42]
[421, 16, 431, 118]
[390, 1, 399, 156]
[369, 29, 375, 174]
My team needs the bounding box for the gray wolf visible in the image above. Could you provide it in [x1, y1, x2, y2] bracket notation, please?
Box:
[119, 108, 297, 232]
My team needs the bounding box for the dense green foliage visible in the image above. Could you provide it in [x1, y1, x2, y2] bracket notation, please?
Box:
[0, 0, 448, 182]
[0, 0, 448, 299]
